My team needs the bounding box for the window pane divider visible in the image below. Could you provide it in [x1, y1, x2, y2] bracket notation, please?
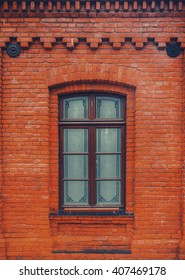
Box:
[63, 152, 89, 155]
[63, 207, 120, 212]
[59, 121, 126, 125]
[95, 178, 121, 181]
[96, 152, 121, 155]
[63, 179, 89, 181]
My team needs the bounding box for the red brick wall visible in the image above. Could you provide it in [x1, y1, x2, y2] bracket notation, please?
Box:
[180, 51, 185, 259]
[0, 46, 6, 259]
[0, 0, 185, 259]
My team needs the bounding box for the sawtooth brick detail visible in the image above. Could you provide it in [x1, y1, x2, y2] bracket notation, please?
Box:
[0, 0, 185, 260]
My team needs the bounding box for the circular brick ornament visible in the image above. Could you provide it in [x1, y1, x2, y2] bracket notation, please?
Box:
[6, 43, 21, 57]
[166, 43, 180, 58]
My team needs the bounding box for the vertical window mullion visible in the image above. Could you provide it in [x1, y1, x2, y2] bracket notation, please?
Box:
[88, 126, 92, 206]
[121, 124, 126, 210]
[59, 126, 64, 208]
[89, 125, 96, 206]
[89, 95, 96, 206]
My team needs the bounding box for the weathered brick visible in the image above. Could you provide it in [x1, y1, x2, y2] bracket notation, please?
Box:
[0, 0, 185, 261]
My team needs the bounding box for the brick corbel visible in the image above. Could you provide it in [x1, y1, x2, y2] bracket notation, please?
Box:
[40, 38, 56, 50]
[0, 38, 10, 48]
[86, 38, 102, 50]
[132, 38, 148, 50]
[178, 38, 185, 49]
[154, 37, 171, 50]
[17, 37, 33, 50]
[62, 38, 79, 50]
[109, 37, 125, 50]
[1, 36, 184, 54]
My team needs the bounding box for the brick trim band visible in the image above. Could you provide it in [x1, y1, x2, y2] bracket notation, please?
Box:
[2, 37, 185, 52]
[0, 1, 185, 15]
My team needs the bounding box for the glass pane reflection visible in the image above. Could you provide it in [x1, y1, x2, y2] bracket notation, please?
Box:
[96, 97, 121, 118]
[96, 155, 120, 178]
[96, 128, 120, 153]
[64, 155, 88, 179]
[64, 181, 88, 205]
[63, 97, 88, 119]
[96, 181, 120, 205]
[64, 129, 88, 153]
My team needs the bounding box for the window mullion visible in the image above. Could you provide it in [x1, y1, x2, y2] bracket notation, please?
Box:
[59, 127, 64, 208]
[89, 125, 96, 206]
[121, 124, 126, 210]
[89, 95, 96, 207]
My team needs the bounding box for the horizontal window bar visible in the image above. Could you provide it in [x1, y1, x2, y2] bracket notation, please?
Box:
[63, 179, 89, 181]
[95, 178, 121, 181]
[64, 207, 121, 212]
[95, 152, 121, 155]
[59, 121, 126, 125]
[61, 118, 125, 121]
[63, 152, 89, 155]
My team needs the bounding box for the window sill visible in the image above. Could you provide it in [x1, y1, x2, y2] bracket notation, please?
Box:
[49, 211, 134, 223]
[50, 206, 134, 216]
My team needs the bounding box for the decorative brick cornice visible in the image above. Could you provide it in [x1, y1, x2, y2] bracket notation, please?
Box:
[2, 36, 185, 54]
[0, 1, 185, 17]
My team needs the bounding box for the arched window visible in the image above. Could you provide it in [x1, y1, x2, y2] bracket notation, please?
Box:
[59, 93, 126, 214]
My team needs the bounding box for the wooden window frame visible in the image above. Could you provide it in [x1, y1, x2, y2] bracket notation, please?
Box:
[59, 93, 126, 215]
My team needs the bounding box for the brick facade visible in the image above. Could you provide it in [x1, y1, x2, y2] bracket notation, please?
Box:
[0, 0, 185, 259]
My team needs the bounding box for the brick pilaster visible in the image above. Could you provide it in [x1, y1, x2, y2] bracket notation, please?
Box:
[179, 51, 185, 259]
[0, 48, 6, 259]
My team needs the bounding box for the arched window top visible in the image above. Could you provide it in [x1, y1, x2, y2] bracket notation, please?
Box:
[96, 96, 121, 119]
[59, 93, 126, 122]
[63, 97, 88, 119]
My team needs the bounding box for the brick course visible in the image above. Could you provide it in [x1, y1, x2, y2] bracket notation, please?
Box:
[0, 46, 6, 259]
[0, 0, 185, 259]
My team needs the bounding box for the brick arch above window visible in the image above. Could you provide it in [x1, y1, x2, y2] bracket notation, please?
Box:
[46, 64, 140, 93]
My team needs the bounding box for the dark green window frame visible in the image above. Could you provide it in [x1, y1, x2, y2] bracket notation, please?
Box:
[59, 93, 126, 215]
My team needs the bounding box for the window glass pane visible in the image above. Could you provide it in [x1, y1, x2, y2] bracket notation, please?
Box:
[63, 97, 88, 119]
[96, 181, 120, 205]
[64, 181, 88, 205]
[96, 128, 120, 153]
[64, 129, 88, 153]
[64, 155, 88, 179]
[96, 97, 121, 118]
[96, 155, 120, 178]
